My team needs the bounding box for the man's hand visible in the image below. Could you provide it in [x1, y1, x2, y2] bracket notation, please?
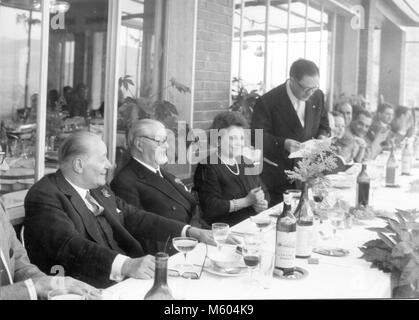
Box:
[374, 128, 390, 145]
[32, 276, 99, 299]
[284, 139, 301, 153]
[121, 255, 155, 280]
[253, 199, 268, 213]
[188, 227, 241, 246]
[354, 137, 367, 149]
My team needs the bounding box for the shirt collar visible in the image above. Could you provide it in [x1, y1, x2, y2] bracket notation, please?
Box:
[286, 79, 301, 106]
[133, 156, 160, 174]
[64, 176, 89, 199]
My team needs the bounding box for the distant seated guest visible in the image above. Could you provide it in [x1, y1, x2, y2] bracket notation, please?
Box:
[111, 119, 209, 229]
[0, 201, 96, 300]
[57, 86, 72, 113]
[335, 101, 353, 127]
[331, 112, 364, 164]
[47, 89, 60, 112]
[194, 111, 269, 226]
[367, 103, 394, 150]
[390, 105, 414, 147]
[68, 83, 90, 118]
[24, 131, 224, 288]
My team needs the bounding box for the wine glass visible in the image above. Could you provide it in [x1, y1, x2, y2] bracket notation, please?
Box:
[328, 209, 345, 240]
[242, 233, 262, 285]
[249, 216, 272, 233]
[212, 223, 229, 252]
[286, 189, 301, 213]
[172, 237, 198, 273]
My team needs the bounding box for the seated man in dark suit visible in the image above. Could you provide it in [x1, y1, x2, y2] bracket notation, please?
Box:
[251, 59, 331, 205]
[111, 119, 208, 229]
[24, 131, 226, 288]
[0, 201, 96, 299]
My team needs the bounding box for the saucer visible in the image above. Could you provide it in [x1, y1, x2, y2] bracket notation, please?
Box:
[313, 247, 350, 257]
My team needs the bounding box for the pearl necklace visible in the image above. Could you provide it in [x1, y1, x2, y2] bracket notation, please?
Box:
[218, 155, 240, 176]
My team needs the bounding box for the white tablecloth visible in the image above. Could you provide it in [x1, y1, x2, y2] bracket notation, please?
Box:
[106, 158, 419, 300]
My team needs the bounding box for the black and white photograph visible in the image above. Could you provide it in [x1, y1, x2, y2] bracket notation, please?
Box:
[0, 0, 419, 305]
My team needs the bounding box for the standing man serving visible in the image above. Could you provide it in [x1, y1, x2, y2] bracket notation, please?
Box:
[251, 59, 330, 205]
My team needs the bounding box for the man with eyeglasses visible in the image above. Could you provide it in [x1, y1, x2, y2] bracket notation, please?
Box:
[23, 131, 233, 288]
[251, 59, 330, 205]
[111, 119, 209, 247]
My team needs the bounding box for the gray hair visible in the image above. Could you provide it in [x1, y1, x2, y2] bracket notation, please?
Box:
[128, 119, 165, 152]
[58, 131, 100, 164]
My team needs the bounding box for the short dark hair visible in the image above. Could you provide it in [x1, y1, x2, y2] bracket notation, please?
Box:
[289, 59, 319, 81]
[58, 131, 99, 164]
[210, 111, 249, 130]
[394, 105, 411, 119]
[63, 86, 72, 94]
[377, 103, 394, 114]
[354, 109, 372, 121]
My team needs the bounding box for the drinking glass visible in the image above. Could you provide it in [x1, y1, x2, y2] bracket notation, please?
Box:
[212, 223, 229, 252]
[242, 233, 261, 285]
[249, 216, 272, 233]
[258, 250, 275, 289]
[172, 237, 198, 273]
[328, 209, 345, 240]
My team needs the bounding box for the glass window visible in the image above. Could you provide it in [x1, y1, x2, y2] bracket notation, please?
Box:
[405, 28, 419, 110]
[44, 0, 109, 174]
[0, 1, 42, 201]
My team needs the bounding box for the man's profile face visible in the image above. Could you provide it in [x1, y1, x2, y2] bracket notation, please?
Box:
[378, 108, 394, 125]
[352, 114, 372, 138]
[82, 139, 112, 189]
[290, 74, 319, 101]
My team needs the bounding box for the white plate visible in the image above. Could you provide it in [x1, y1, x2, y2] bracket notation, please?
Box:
[204, 261, 248, 277]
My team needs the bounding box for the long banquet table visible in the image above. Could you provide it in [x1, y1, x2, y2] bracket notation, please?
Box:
[106, 156, 419, 300]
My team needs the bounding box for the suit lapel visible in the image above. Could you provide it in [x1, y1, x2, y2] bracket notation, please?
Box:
[129, 159, 192, 211]
[55, 171, 105, 245]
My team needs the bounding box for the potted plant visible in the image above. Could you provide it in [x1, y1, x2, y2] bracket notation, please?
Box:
[359, 209, 419, 298]
[229, 78, 262, 125]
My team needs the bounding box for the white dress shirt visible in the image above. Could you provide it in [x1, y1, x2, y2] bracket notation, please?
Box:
[64, 177, 127, 282]
[286, 79, 306, 128]
[132, 157, 191, 236]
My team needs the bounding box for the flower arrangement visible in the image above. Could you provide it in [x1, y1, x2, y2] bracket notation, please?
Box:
[284, 139, 338, 185]
[360, 209, 419, 298]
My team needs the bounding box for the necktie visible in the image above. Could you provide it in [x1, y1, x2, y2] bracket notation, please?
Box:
[156, 168, 164, 178]
[85, 191, 104, 216]
[0, 250, 12, 286]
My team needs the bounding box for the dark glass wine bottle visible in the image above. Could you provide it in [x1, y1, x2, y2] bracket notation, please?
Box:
[274, 191, 297, 276]
[0, 121, 8, 156]
[356, 164, 370, 207]
[144, 252, 174, 300]
[401, 140, 412, 176]
[385, 146, 397, 187]
[295, 183, 314, 259]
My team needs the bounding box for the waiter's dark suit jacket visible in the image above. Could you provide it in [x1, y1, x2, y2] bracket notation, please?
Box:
[23, 170, 185, 288]
[110, 158, 209, 230]
[251, 82, 330, 205]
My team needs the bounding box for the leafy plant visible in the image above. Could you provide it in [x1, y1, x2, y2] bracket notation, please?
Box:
[285, 139, 338, 184]
[359, 209, 419, 298]
[229, 78, 262, 125]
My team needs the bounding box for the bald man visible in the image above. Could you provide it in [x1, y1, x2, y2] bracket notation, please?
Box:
[111, 119, 209, 236]
[24, 131, 227, 288]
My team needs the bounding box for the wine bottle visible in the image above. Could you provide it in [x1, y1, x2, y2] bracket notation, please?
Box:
[144, 252, 174, 300]
[414, 136, 419, 160]
[274, 192, 297, 276]
[0, 121, 8, 156]
[356, 164, 370, 207]
[295, 184, 314, 259]
[385, 146, 398, 187]
[401, 140, 412, 176]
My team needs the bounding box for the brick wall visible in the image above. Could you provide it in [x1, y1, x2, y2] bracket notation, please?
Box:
[193, 0, 234, 130]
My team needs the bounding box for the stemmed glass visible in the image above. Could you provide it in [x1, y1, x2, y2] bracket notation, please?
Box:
[172, 237, 198, 273]
[286, 189, 301, 213]
[242, 233, 262, 285]
[212, 223, 229, 253]
[249, 216, 272, 233]
[328, 209, 345, 240]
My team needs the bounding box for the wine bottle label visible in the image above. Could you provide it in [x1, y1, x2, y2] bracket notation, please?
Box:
[275, 231, 296, 269]
[296, 225, 313, 257]
[385, 167, 396, 185]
